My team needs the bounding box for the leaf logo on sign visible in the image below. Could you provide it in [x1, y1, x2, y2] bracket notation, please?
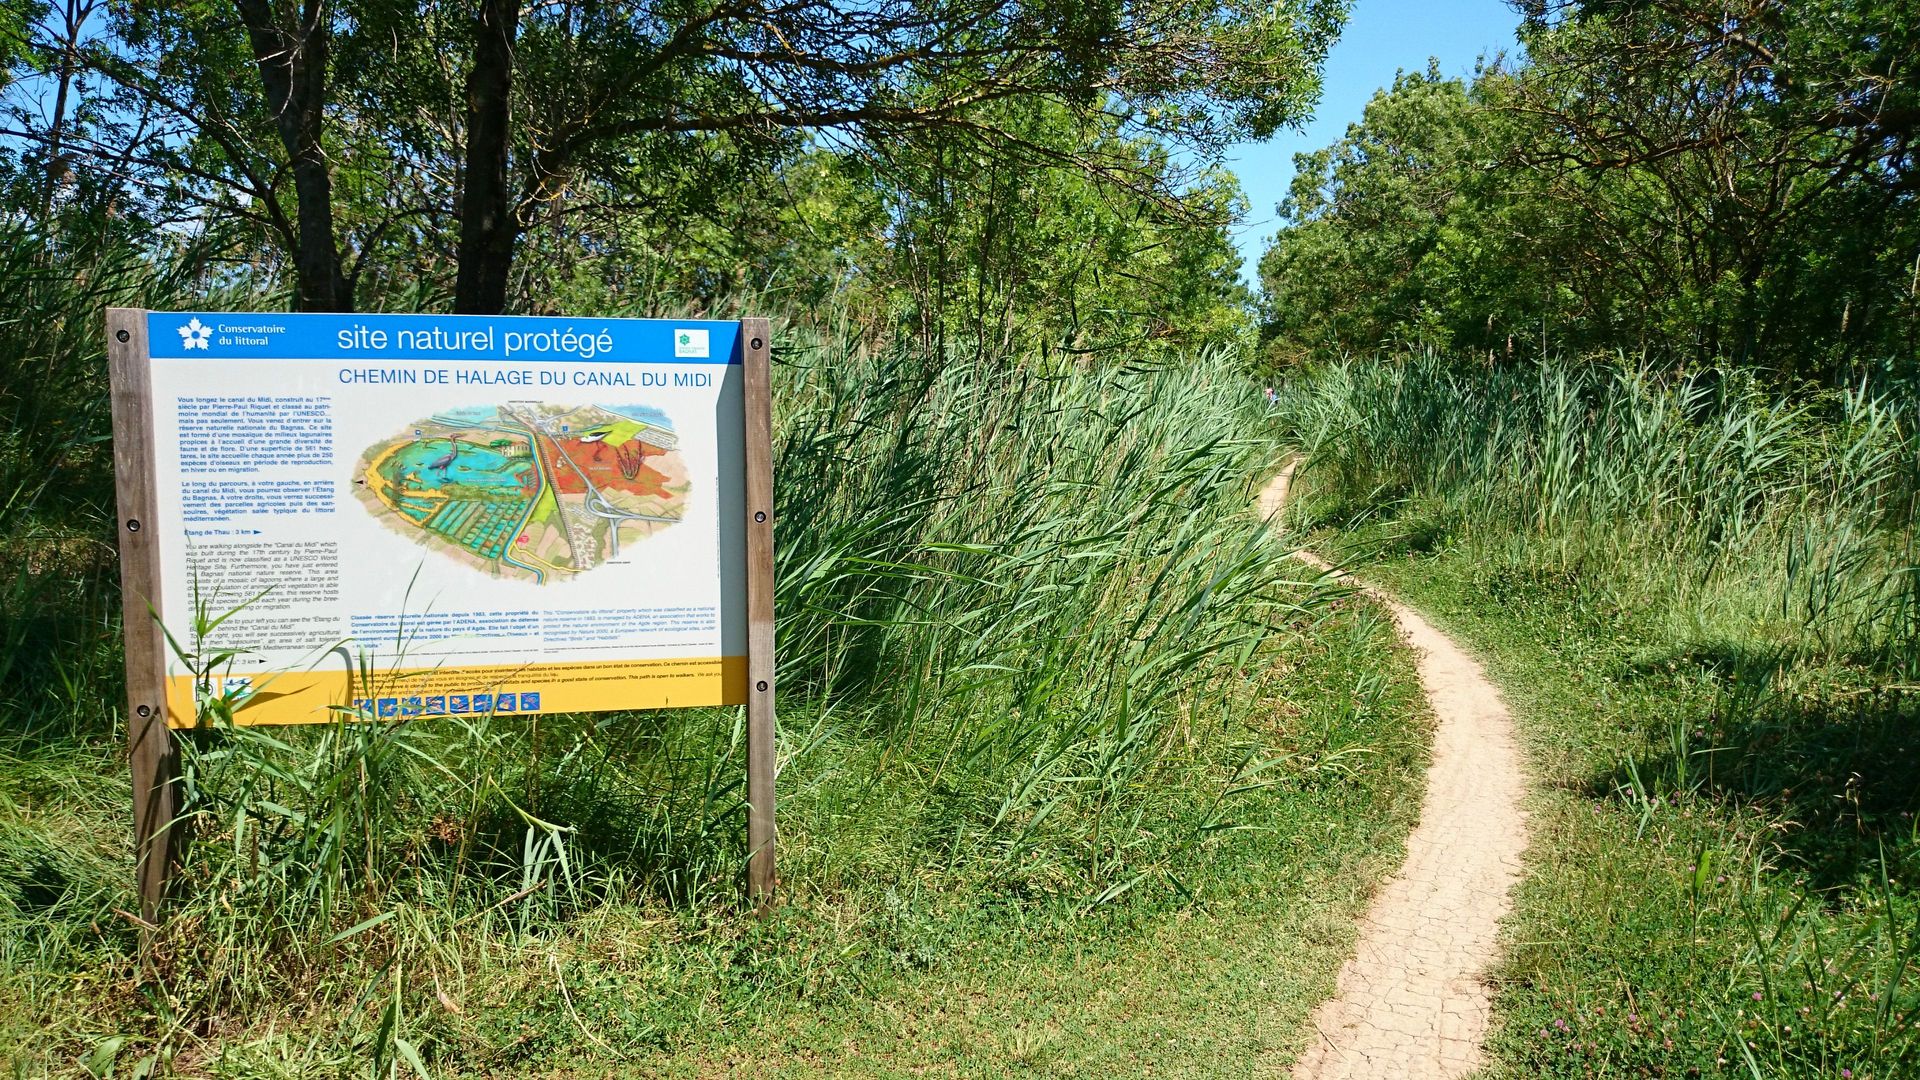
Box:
[178, 317, 212, 350]
[673, 328, 709, 358]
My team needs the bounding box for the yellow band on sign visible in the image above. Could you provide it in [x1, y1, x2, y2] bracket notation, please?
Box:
[164, 655, 749, 728]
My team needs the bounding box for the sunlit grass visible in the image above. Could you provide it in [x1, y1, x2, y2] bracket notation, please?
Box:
[0, 223, 1434, 1076]
[1275, 354, 1920, 1078]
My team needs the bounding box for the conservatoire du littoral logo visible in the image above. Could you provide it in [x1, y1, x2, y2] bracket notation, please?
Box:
[177, 317, 212, 350]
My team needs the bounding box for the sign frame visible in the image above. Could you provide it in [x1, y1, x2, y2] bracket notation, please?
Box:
[105, 309, 778, 920]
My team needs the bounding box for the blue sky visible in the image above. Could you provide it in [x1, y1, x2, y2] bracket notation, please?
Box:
[1225, 0, 1522, 285]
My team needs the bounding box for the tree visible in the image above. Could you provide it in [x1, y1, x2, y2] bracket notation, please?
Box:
[1258, 63, 1534, 362]
[1506, 0, 1920, 371]
[880, 98, 1251, 360]
[8, 0, 1347, 313]
[1259, 0, 1920, 378]
[506, 107, 1254, 363]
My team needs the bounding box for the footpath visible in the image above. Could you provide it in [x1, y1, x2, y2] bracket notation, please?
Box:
[1261, 462, 1530, 1079]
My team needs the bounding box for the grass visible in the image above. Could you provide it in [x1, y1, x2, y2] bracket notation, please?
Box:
[197, 604, 1427, 1079]
[1275, 354, 1920, 1078]
[0, 222, 1437, 1077]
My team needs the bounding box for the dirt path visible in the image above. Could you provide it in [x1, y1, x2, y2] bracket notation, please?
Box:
[1260, 462, 1529, 1079]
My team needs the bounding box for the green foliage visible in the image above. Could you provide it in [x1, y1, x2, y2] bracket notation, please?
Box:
[522, 110, 1258, 361]
[0, 224, 230, 738]
[1275, 355, 1920, 671]
[1, 4, 1271, 351]
[1275, 356, 1920, 1077]
[1256, 63, 1502, 362]
[0, 228, 1430, 1072]
[868, 100, 1254, 360]
[2, 0, 1346, 317]
[1258, 0, 1920, 378]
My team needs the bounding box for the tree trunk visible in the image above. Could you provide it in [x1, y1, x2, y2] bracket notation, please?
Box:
[454, 0, 521, 315]
[42, 1, 88, 221]
[234, 0, 348, 312]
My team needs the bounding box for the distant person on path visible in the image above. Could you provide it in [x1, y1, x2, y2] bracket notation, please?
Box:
[1264, 385, 1277, 410]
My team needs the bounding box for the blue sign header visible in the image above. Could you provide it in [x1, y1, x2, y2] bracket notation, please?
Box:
[146, 312, 741, 364]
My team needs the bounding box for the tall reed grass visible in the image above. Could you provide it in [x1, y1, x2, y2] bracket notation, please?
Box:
[1, 221, 1363, 1070]
[1273, 354, 1920, 1077]
[1275, 355, 1920, 675]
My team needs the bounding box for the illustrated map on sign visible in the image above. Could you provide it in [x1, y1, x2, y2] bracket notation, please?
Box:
[356, 404, 687, 583]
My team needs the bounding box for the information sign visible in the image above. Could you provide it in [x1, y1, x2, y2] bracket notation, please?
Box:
[106, 310, 777, 917]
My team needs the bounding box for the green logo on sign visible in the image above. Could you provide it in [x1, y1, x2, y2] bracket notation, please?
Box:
[678, 333, 691, 345]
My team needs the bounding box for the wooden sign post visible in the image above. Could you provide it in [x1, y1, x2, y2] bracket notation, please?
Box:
[741, 318, 777, 906]
[107, 309, 776, 919]
[107, 309, 182, 922]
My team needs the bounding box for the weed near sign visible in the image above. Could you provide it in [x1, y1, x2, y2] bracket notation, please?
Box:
[105, 310, 778, 916]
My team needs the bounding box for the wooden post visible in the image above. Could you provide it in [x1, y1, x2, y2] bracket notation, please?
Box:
[106, 308, 179, 925]
[741, 317, 777, 908]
